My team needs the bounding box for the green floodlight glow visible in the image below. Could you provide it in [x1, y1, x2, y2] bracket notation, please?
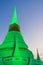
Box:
[0, 5, 43, 65]
[10, 6, 19, 25]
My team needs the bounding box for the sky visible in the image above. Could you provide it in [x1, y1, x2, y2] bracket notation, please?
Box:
[0, 0, 43, 59]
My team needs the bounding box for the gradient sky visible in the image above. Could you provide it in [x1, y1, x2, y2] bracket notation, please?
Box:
[0, 0, 43, 59]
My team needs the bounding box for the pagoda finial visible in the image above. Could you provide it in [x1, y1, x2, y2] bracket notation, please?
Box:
[37, 49, 41, 60]
[9, 5, 20, 32]
[10, 5, 19, 25]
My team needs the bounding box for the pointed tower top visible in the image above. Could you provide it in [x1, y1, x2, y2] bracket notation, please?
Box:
[9, 5, 20, 32]
[10, 5, 19, 25]
[37, 49, 41, 60]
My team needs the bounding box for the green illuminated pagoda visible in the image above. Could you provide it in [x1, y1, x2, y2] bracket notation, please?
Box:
[0, 6, 34, 65]
[29, 50, 43, 65]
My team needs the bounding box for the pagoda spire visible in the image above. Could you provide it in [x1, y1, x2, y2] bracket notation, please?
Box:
[37, 49, 41, 60]
[10, 5, 19, 25]
[9, 5, 20, 32]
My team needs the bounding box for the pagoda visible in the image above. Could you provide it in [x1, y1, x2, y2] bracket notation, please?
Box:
[0, 6, 33, 65]
[29, 50, 43, 65]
